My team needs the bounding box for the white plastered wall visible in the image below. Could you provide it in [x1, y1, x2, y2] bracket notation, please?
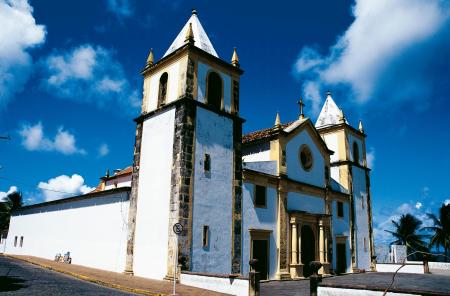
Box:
[286, 129, 325, 188]
[133, 107, 175, 279]
[352, 166, 371, 270]
[242, 142, 271, 162]
[5, 191, 130, 273]
[287, 192, 325, 214]
[242, 182, 278, 279]
[331, 200, 352, 273]
[197, 62, 232, 112]
[104, 175, 132, 190]
[191, 107, 233, 274]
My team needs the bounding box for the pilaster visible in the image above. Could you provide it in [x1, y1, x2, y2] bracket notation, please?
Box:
[166, 99, 196, 279]
[124, 122, 144, 275]
[276, 179, 290, 280]
[232, 112, 243, 274]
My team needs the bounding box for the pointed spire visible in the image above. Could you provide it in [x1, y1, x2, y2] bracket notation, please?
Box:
[315, 90, 346, 128]
[358, 120, 364, 133]
[275, 112, 281, 127]
[185, 22, 195, 44]
[191, 8, 197, 15]
[105, 169, 110, 178]
[164, 10, 218, 58]
[146, 48, 154, 66]
[339, 109, 346, 123]
[231, 47, 240, 67]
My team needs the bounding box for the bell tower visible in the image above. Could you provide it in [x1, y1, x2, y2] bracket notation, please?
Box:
[315, 91, 375, 272]
[124, 10, 245, 280]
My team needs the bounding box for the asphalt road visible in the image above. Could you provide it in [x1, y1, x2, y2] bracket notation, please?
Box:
[0, 256, 136, 295]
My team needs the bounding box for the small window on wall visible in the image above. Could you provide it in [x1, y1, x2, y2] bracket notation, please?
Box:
[157, 72, 168, 107]
[299, 145, 313, 171]
[203, 225, 209, 248]
[204, 154, 211, 172]
[361, 196, 365, 209]
[364, 237, 367, 252]
[337, 201, 344, 218]
[20, 236, 24, 247]
[353, 142, 359, 164]
[254, 185, 267, 208]
[14, 236, 17, 247]
[206, 72, 222, 110]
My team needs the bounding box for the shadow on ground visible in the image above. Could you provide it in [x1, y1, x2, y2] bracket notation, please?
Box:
[0, 276, 27, 292]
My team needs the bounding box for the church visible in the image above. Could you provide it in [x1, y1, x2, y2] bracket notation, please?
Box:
[3, 10, 374, 295]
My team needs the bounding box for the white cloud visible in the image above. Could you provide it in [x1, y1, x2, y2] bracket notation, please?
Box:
[294, 0, 450, 114]
[0, 185, 18, 201]
[415, 202, 423, 210]
[38, 174, 94, 202]
[0, 0, 46, 109]
[366, 147, 375, 169]
[107, 0, 133, 18]
[41, 44, 140, 114]
[98, 143, 109, 157]
[19, 122, 86, 155]
[445, 200, 450, 206]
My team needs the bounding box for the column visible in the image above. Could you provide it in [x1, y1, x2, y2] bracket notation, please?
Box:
[298, 224, 302, 264]
[324, 227, 328, 263]
[291, 223, 298, 264]
[319, 220, 324, 263]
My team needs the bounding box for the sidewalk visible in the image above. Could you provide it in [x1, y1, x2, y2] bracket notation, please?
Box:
[4, 255, 229, 296]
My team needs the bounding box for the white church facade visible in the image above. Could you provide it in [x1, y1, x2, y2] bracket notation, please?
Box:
[3, 10, 374, 295]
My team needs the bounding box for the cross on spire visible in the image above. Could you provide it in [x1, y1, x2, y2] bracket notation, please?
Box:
[297, 97, 305, 119]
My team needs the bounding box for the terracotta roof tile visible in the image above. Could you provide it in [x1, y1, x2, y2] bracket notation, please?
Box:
[242, 121, 294, 144]
[115, 166, 132, 176]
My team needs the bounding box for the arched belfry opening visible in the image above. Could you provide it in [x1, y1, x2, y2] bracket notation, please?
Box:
[353, 142, 359, 164]
[158, 72, 168, 107]
[206, 72, 222, 110]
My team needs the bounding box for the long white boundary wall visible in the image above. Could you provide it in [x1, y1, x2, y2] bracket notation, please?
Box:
[5, 189, 130, 273]
[180, 273, 249, 296]
[318, 287, 416, 296]
[376, 263, 424, 274]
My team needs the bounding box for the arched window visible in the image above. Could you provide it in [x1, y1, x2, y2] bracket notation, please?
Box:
[158, 72, 168, 107]
[353, 142, 359, 164]
[206, 72, 222, 110]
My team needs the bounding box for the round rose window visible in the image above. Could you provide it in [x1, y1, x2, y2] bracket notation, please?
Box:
[299, 145, 313, 171]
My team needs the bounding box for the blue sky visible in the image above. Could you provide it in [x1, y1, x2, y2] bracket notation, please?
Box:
[0, 0, 449, 247]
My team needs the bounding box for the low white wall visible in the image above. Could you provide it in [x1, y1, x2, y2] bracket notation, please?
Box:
[429, 262, 450, 271]
[5, 190, 130, 273]
[180, 273, 248, 296]
[318, 287, 416, 296]
[376, 263, 424, 274]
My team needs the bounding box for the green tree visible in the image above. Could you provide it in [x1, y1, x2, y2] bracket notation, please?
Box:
[385, 214, 428, 260]
[424, 203, 450, 262]
[0, 191, 23, 233]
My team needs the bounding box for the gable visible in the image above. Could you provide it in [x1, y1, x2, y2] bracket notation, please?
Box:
[284, 122, 328, 187]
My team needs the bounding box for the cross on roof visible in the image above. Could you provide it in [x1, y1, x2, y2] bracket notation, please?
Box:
[297, 97, 305, 119]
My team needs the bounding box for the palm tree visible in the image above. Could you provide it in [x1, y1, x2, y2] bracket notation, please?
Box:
[0, 191, 23, 232]
[385, 214, 428, 260]
[424, 204, 450, 262]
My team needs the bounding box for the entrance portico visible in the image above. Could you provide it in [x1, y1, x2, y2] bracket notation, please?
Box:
[289, 211, 331, 278]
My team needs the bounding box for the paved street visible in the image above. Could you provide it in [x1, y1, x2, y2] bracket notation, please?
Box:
[0, 256, 136, 295]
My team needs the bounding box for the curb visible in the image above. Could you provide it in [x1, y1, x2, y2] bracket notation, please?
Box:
[2, 254, 165, 296]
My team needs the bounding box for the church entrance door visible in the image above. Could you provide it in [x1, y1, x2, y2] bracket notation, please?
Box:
[336, 242, 347, 274]
[252, 239, 269, 280]
[301, 225, 315, 277]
